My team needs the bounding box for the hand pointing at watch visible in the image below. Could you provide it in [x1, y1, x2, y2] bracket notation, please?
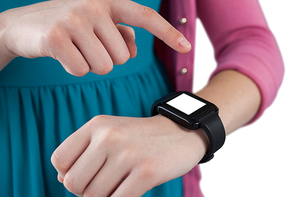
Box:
[0, 0, 191, 75]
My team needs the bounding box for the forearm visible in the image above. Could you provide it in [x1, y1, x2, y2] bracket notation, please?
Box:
[0, 11, 14, 70]
[195, 70, 261, 135]
[197, 0, 284, 129]
[154, 69, 261, 164]
[0, 44, 13, 71]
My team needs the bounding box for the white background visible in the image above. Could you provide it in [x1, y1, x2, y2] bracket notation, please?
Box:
[193, 0, 296, 196]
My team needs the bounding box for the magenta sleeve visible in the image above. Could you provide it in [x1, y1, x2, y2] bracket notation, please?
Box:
[196, 0, 284, 123]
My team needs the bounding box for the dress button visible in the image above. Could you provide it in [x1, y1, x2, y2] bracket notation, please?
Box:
[179, 18, 187, 25]
[180, 68, 188, 75]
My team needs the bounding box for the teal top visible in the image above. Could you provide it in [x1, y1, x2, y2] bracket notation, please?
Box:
[0, 0, 183, 196]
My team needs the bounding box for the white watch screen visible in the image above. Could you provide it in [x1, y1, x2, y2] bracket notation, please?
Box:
[166, 93, 206, 115]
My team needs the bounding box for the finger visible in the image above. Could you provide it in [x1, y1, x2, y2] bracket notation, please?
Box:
[116, 24, 137, 59]
[51, 120, 92, 178]
[111, 169, 154, 197]
[47, 32, 90, 76]
[71, 28, 114, 75]
[83, 156, 130, 197]
[62, 140, 108, 196]
[58, 174, 64, 183]
[112, 1, 191, 53]
[94, 16, 131, 65]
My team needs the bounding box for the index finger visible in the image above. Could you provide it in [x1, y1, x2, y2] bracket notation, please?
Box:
[111, 1, 191, 53]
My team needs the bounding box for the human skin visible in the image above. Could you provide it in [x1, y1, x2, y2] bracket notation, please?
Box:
[51, 70, 260, 197]
[0, 0, 191, 74]
[0, 0, 261, 196]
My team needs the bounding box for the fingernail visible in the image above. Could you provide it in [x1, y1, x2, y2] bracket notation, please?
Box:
[179, 36, 191, 48]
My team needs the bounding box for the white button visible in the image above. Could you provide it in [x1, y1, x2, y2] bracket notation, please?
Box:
[180, 68, 188, 74]
[179, 18, 187, 25]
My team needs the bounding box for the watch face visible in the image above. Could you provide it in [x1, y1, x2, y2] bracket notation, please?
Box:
[166, 93, 206, 115]
[154, 91, 218, 130]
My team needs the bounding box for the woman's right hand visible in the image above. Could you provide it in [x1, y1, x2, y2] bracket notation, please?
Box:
[0, 0, 191, 76]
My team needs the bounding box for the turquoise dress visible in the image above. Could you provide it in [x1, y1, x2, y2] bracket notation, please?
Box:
[0, 0, 183, 196]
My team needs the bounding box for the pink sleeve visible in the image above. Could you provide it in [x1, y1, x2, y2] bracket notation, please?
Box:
[196, 0, 284, 123]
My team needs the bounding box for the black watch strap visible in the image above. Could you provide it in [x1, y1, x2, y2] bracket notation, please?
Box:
[198, 110, 225, 163]
[151, 91, 225, 164]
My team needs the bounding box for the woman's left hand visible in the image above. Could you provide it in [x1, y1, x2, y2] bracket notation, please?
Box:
[51, 115, 208, 197]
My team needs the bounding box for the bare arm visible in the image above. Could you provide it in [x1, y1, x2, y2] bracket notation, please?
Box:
[196, 70, 261, 135]
[0, 23, 13, 70]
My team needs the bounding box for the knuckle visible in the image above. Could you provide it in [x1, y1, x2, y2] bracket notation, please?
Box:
[135, 162, 161, 191]
[138, 161, 158, 180]
[63, 173, 82, 195]
[89, 115, 108, 135]
[125, 26, 136, 38]
[141, 6, 157, 19]
[101, 61, 113, 75]
[81, 0, 103, 16]
[78, 0, 93, 10]
[113, 50, 130, 65]
[101, 127, 121, 147]
[67, 13, 85, 29]
[92, 58, 113, 75]
[72, 64, 90, 77]
[165, 26, 177, 38]
[44, 26, 64, 49]
[129, 27, 136, 38]
[83, 188, 96, 197]
[60, 2, 96, 30]
[89, 115, 126, 151]
[50, 152, 59, 169]
[118, 25, 136, 39]
[50, 151, 69, 174]
[61, 6, 83, 26]
[92, 114, 109, 122]
[89, 115, 114, 142]
[118, 147, 135, 164]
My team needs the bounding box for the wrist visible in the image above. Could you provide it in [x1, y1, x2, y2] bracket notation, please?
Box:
[0, 11, 15, 70]
[154, 114, 209, 161]
[151, 91, 226, 163]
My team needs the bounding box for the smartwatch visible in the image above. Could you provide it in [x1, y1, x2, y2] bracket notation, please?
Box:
[151, 91, 225, 163]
